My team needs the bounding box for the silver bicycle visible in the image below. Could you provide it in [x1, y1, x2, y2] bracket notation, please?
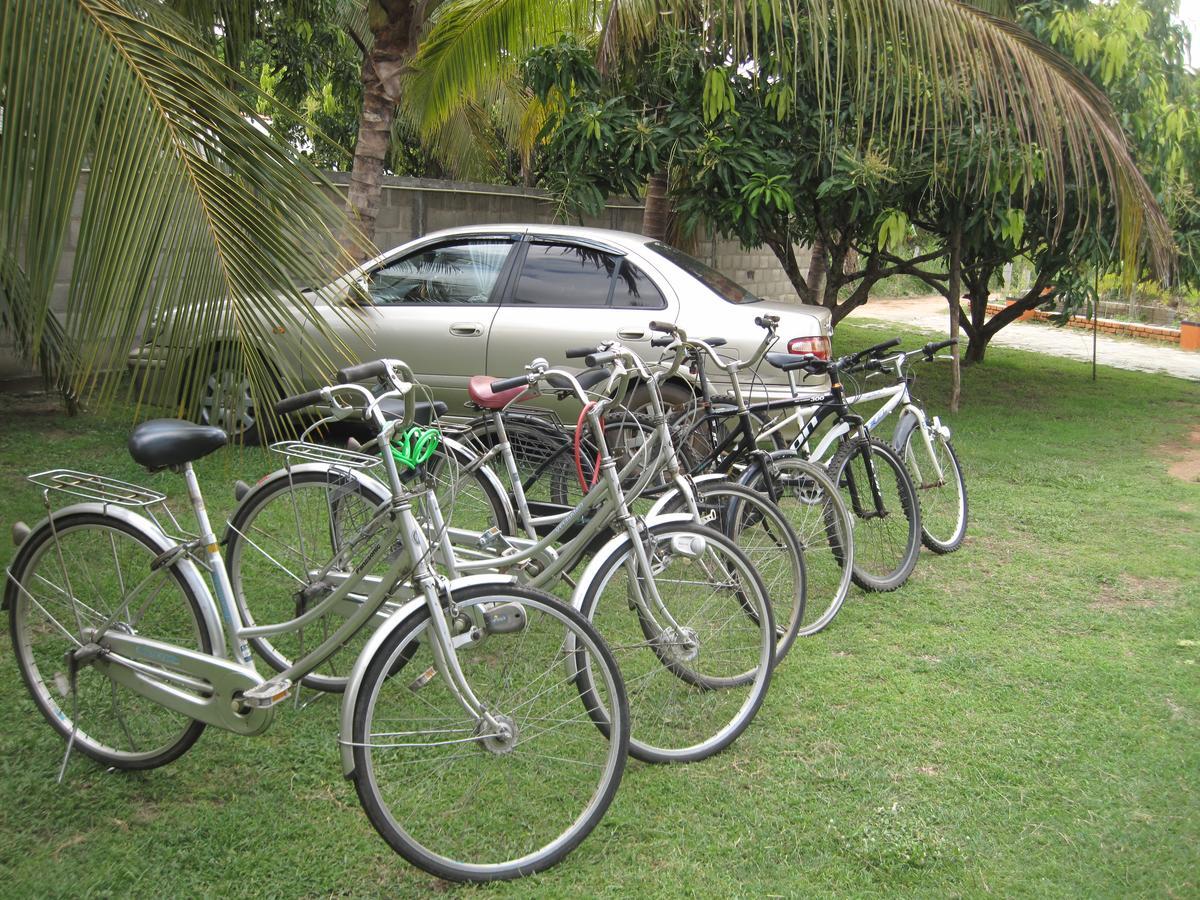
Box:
[6, 359, 630, 882]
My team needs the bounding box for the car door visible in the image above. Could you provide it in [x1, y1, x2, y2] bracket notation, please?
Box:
[486, 239, 676, 396]
[322, 235, 519, 409]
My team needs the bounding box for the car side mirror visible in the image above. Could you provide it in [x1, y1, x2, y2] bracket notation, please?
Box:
[346, 276, 371, 307]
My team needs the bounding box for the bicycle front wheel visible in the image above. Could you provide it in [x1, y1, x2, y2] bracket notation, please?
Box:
[576, 521, 774, 763]
[6, 512, 211, 770]
[827, 437, 921, 592]
[896, 419, 968, 554]
[349, 583, 628, 882]
[738, 452, 855, 636]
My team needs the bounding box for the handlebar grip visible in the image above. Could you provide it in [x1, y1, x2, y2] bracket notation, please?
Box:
[489, 375, 530, 393]
[923, 338, 958, 355]
[585, 351, 618, 367]
[565, 346, 597, 359]
[274, 389, 325, 416]
[648, 320, 676, 333]
[650, 336, 674, 348]
[861, 337, 902, 359]
[337, 359, 390, 384]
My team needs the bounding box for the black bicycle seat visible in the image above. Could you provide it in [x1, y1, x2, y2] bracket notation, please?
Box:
[377, 398, 448, 425]
[128, 419, 228, 471]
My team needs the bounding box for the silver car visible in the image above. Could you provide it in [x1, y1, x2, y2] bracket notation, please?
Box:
[129, 224, 833, 437]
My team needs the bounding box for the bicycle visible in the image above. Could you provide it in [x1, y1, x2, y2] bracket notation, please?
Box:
[839, 339, 968, 554]
[5, 358, 630, 882]
[224, 354, 777, 765]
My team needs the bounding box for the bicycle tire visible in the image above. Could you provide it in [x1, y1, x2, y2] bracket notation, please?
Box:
[349, 582, 629, 882]
[827, 437, 921, 592]
[737, 452, 855, 636]
[6, 512, 211, 770]
[575, 520, 774, 763]
[895, 417, 969, 554]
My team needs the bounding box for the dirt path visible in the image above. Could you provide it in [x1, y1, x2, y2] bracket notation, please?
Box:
[847, 295, 1200, 382]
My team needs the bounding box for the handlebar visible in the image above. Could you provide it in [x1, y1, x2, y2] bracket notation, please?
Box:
[489, 374, 531, 393]
[565, 346, 595, 359]
[274, 389, 326, 416]
[923, 338, 958, 356]
[585, 350, 619, 367]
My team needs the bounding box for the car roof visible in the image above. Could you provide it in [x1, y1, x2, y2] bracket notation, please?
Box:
[378, 224, 657, 259]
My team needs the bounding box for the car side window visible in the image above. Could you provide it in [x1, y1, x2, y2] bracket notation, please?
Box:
[509, 243, 619, 308]
[611, 259, 666, 309]
[370, 240, 512, 305]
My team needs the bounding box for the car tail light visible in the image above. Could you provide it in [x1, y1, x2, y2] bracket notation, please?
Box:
[788, 336, 830, 359]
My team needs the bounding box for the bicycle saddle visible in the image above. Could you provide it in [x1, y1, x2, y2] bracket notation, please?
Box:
[765, 352, 827, 375]
[547, 368, 609, 392]
[377, 398, 448, 425]
[128, 419, 228, 471]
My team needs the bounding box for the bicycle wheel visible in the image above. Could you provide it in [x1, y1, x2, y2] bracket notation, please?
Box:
[896, 418, 968, 554]
[827, 437, 920, 592]
[656, 479, 807, 662]
[576, 521, 774, 763]
[6, 513, 211, 770]
[738, 452, 855, 636]
[224, 467, 390, 692]
[349, 583, 628, 882]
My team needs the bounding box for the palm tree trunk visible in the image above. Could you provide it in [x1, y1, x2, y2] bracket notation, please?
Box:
[345, 4, 416, 262]
[642, 170, 669, 241]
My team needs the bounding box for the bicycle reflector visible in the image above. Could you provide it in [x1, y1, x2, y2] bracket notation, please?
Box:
[391, 425, 441, 469]
[788, 336, 831, 359]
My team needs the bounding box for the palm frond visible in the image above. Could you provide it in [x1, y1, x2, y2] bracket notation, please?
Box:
[408, 0, 595, 134]
[0, 0, 367, 426]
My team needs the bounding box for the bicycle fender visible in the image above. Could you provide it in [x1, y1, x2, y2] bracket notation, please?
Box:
[337, 573, 517, 778]
[7, 503, 226, 658]
[566, 513, 694, 614]
[645, 474, 728, 518]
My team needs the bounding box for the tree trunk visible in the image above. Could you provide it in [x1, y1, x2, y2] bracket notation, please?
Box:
[806, 235, 828, 301]
[345, 3, 416, 263]
[642, 170, 669, 241]
[964, 331, 988, 364]
[947, 224, 962, 413]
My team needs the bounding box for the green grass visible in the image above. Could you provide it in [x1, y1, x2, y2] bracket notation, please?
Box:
[1, 324, 1198, 897]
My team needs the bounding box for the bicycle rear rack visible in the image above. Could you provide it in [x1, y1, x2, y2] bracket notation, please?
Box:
[26, 469, 195, 541]
[269, 440, 381, 470]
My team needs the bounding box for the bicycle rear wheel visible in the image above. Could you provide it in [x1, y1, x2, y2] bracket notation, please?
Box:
[6, 513, 211, 770]
[896, 418, 968, 554]
[827, 437, 920, 592]
[655, 479, 807, 662]
[224, 467, 390, 691]
[349, 583, 628, 882]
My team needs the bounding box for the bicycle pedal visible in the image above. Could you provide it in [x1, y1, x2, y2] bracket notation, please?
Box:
[241, 678, 293, 708]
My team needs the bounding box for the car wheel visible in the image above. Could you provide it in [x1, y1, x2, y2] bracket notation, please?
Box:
[198, 363, 261, 444]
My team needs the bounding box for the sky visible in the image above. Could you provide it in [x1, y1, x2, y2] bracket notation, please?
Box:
[1180, 0, 1200, 67]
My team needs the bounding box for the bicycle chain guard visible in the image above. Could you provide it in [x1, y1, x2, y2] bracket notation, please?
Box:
[390, 425, 441, 470]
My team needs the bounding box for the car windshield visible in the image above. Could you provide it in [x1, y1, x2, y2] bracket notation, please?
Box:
[646, 241, 761, 305]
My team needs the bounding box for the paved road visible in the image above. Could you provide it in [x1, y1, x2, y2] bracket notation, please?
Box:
[847, 295, 1200, 382]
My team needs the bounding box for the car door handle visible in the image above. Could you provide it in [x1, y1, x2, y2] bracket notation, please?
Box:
[617, 329, 646, 340]
[449, 322, 483, 337]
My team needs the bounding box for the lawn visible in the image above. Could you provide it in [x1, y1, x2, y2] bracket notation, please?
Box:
[0, 322, 1197, 897]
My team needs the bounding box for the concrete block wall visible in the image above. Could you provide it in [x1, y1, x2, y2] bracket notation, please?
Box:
[2, 171, 811, 383]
